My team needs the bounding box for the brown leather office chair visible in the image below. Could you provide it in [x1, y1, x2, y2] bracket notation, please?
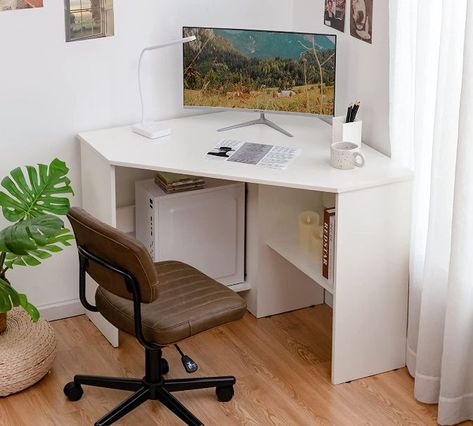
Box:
[63, 207, 247, 426]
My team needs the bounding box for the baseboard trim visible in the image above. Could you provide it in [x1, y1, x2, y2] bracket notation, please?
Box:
[38, 299, 85, 321]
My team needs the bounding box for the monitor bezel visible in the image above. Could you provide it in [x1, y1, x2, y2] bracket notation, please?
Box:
[182, 26, 337, 119]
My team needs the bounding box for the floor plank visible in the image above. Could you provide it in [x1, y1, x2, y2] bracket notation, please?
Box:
[0, 305, 470, 425]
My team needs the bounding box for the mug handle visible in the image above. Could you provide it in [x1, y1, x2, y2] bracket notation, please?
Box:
[354, 152, 365, 168]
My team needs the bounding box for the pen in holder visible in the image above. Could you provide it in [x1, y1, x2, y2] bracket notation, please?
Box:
[332, 115, 362, 148]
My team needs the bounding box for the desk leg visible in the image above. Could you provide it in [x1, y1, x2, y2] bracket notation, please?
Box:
[80, 141, 119, 347]
[331, 181, 411, 384]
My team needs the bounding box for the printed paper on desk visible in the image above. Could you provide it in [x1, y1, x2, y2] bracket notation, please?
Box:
[205, 139, 242, 160]
[258, 145, 301, 170]
[227, 142, 273, 165]
[206, 139, 300, 170]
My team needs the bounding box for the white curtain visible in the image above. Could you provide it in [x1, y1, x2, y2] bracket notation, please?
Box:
[390, 0, 473, 424]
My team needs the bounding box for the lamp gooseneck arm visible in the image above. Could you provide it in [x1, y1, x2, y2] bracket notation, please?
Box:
[138, 48, 147, 124]
[136, 36, 196, 125]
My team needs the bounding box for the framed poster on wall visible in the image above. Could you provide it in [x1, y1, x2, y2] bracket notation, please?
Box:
[64, 0, 114, 42]
[324, 0, 346, 33]
[0, 0, 43, 12]
[350, 0, 373, 44]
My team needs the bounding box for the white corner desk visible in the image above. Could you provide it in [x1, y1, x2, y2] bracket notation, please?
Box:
[78, 111, 412, 385]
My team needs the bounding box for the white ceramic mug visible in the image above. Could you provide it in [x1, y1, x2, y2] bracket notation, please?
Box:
[330, 142, 365, 170]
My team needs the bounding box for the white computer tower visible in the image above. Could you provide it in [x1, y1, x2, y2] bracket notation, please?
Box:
[135, 179, 245, 287]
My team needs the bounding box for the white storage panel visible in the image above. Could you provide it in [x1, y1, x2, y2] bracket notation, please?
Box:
[135, 179, 245, 287]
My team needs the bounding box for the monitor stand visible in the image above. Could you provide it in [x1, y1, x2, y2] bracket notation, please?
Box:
[217, 112, 293, 138]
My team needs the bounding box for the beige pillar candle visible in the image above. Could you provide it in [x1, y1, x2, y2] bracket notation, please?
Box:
[298, 211, 320, 252]
[310, 226, 323, 258]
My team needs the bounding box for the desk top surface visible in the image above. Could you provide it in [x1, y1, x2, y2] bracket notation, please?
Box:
[79, 111, 412, 193]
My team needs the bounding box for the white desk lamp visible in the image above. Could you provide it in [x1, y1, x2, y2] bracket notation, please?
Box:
[132, 35, 196, 139]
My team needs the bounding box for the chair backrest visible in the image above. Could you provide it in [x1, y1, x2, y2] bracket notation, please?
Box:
[67, 207, 159, 303]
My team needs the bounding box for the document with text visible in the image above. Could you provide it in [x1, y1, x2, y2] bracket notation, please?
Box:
[205, 139, 300, 170]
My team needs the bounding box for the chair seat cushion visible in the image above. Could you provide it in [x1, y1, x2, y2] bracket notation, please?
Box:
[95, 261, 247, 345]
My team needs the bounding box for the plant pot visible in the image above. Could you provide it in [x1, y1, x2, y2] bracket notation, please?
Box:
[0, 312, 6, 334]
[0, 308, 56, 397]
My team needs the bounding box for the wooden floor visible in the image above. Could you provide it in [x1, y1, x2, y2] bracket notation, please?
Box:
[0, 305, 469, 426]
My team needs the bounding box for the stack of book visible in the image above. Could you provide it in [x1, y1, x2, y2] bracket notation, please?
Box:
[155, 172, 205, 193]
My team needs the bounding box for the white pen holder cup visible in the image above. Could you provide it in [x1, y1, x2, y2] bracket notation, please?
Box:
[332, 115, 362, 148]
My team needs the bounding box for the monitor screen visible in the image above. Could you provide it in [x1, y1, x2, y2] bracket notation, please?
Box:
[183, 27, 336, 116]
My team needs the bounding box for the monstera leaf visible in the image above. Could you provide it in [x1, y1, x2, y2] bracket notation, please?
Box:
[0, 158, 74, 222]
[0, 278, 39, 321]
[0, 215, 74, 268]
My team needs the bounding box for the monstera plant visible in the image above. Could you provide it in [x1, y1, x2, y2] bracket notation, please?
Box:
[0, 158, 74, 327]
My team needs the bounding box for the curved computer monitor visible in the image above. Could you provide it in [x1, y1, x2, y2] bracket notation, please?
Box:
[183, 27, 337, 122]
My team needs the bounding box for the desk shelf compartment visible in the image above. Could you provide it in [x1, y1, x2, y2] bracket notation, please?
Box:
[266, 236, 333, 295]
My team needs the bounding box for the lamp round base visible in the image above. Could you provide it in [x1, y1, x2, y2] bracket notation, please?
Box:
[132, 123, 172, 140]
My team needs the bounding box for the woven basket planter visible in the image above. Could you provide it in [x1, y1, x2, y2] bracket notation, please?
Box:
[0, 308, 56, 397]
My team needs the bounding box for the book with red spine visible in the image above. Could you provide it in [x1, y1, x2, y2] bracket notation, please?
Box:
[322, 207, 336, 280]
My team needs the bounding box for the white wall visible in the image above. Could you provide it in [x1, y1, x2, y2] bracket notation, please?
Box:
[293, 0, 390, 155]
[0, 0, 389, 319]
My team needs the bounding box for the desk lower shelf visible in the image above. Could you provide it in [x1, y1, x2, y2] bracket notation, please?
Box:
[229, 282, 252, 292]
[266, 237, 333, 295]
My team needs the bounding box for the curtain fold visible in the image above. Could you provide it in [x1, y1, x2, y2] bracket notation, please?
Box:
[390, 0, 473, 424]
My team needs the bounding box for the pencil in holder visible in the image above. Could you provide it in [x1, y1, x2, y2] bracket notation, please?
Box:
[332, 115, 362, 148]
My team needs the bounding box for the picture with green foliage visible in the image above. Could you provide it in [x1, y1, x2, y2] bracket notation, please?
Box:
[183, 27, 336, 115]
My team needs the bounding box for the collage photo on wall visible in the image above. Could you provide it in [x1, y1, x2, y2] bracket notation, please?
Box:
[0, 0, 115, 44]
[1, 1, 372, 44]
[324, 0, 373, 44]
[0, 0, 43, 11]
[65, 0, 114, 42]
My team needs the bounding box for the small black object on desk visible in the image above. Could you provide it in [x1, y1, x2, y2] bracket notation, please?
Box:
[346, 101, 361, 123]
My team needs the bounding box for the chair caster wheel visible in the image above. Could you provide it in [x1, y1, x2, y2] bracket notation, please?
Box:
[161, 358, 170, 375]
[216, 385, 234, 402]
[64, 382, 84, 401]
